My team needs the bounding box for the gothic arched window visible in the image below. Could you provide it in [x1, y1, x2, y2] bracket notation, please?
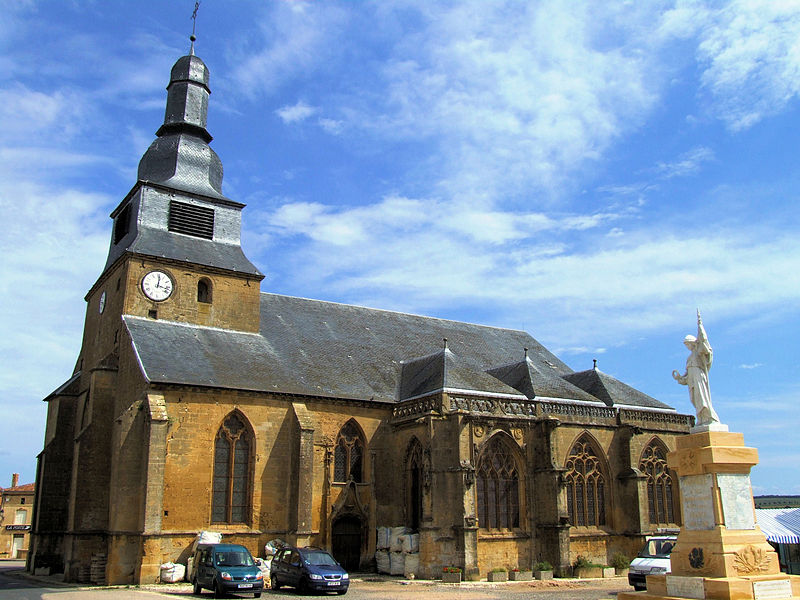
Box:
[406, 439, 424, 531]
[476, 435, 521, 530]
[198, 278, 212, 303]
[334, 421, 364, 483]
[565, 436, 607, 527]
[212, 413, 252, 524]
[640, 440, 675, 524]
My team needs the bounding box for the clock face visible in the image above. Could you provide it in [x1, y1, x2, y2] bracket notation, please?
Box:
[141, 271, 174, 301]
[99, 291, 106, 314]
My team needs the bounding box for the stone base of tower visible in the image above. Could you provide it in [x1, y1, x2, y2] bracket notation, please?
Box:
[619, 429, 800, 600]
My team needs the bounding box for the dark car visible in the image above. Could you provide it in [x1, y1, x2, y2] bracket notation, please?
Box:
[270, 546, 349, 595]
[192, 543, 264, 598]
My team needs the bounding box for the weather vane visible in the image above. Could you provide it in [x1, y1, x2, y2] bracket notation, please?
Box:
[189, 1, 201, 53]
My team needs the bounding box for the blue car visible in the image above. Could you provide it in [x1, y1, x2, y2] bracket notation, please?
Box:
[192, 543, 264, 598]
[270, 546, 349, 595]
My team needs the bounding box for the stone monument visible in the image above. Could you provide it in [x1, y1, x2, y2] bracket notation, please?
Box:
[618, 314, 800, 600]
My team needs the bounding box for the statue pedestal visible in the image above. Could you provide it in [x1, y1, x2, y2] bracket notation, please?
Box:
[619, 431, 800, 600]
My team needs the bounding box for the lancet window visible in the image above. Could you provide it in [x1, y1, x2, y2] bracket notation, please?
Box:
[565, 436, 607, 527]
[406, 439, 424, 531]
[212, 412, 252, 524]
[476, 435, 521, 529]
[334, 421, 364, 483]
[640, 440, 675, 524]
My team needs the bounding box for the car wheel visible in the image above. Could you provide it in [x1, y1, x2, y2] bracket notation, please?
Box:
[214, 579, 226, 598]
[297, 577, 309, 595]
[271, 574, 281, 590]
[336, 589, 347, 595]
[193, 577, 202, 595]
[254, 593, 262, 599]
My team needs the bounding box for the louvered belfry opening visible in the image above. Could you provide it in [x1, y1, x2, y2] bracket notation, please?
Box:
[168, 200, 214, 239]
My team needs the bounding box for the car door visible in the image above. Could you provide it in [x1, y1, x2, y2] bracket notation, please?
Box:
[286, 549, 302, 586]
[273, 549, 288, 585]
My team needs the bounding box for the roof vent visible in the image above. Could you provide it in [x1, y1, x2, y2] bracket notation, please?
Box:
[168, 200, 214, 239]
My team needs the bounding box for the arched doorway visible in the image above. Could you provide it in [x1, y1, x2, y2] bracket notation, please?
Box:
[332, 515, 362, 572]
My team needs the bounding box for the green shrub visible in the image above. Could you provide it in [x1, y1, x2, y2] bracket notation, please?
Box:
[491, 567, 507, 573]
[573, 555, 602, 569]
[610, 552, 629, 570]
[534, 561, 553, 571]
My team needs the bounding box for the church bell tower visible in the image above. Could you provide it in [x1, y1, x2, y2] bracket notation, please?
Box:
[85, 46, 263, 350]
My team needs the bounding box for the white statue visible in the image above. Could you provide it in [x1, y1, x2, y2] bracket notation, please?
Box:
[672, 310, 721, 427]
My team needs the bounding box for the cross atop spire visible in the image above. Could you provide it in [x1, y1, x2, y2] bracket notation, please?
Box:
[189, 1, 201, 55]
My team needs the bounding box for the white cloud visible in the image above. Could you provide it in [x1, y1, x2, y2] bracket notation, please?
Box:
[276, 101, 317, 124]
[694, 0, 800, 130]
[739, 363, 764, 370]
[257, 194, 800, 349]
[653, 146, 715, 179]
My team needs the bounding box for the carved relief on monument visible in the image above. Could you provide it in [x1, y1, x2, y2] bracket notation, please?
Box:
[732, 545, 771, 576]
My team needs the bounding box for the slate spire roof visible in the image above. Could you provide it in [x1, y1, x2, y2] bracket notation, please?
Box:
[138, 52, 227, 201]
[102, 51, 262, 279]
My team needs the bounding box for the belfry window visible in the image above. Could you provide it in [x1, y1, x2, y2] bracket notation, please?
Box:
[212, 413, 252, 524]
[333, 421, 364, 483]
[113, 203, 131, 244]
[640, 440, 675, 524]
[198, 278, 212, 303]
[565, 436, 607, 527]
[168, 200, 214, 239]
[476, 436, 520, 529]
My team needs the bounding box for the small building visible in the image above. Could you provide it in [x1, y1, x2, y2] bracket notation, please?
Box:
[0, 474, 35, 559]
[756, 508, 800, 575]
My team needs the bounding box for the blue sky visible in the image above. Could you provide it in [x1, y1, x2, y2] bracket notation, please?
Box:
[1, 1, 799, 494]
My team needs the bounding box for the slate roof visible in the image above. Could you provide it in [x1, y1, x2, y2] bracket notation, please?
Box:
[124, 292, 677, 410]
[398, 348, 525, 401]
[120, 228, 262, 277]
[563, 367, 672, 410]
[487, 357, 598, 402]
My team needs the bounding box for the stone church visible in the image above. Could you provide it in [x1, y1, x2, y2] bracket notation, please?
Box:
[31, 47, 692, 584]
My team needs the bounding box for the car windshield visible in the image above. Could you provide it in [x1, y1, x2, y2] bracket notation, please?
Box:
[215, 551, 254, 567]
[638, 539, 676, 558]
[304, 551, 339, 566]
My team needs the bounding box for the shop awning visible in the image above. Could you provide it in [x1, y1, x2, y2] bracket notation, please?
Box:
[756, 508, 800, 544]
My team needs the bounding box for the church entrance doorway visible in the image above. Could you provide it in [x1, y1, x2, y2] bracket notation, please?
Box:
[332, 516, 362, 572]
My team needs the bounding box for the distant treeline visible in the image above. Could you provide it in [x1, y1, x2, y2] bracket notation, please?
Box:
[754, 495, 800, 508]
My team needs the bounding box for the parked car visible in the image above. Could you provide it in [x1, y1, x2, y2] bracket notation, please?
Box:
[192, 543, 264, 598]
[628, 535, 677, 591]
[270, 545, 349, 595]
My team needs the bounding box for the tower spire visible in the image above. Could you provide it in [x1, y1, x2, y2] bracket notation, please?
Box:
[137, 46, 227, 200]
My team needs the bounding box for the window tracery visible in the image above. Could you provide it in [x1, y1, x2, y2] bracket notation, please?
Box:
[640, 440, 675, 524]
[334, 421, 364, 483]
[476, 435, 520, 529]
[565, 436, 606, 527]
[212, 412, 252, 523]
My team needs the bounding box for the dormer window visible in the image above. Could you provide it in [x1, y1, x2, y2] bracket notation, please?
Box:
[168, 200, 214, 239]
[198, 278, 212, 303]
